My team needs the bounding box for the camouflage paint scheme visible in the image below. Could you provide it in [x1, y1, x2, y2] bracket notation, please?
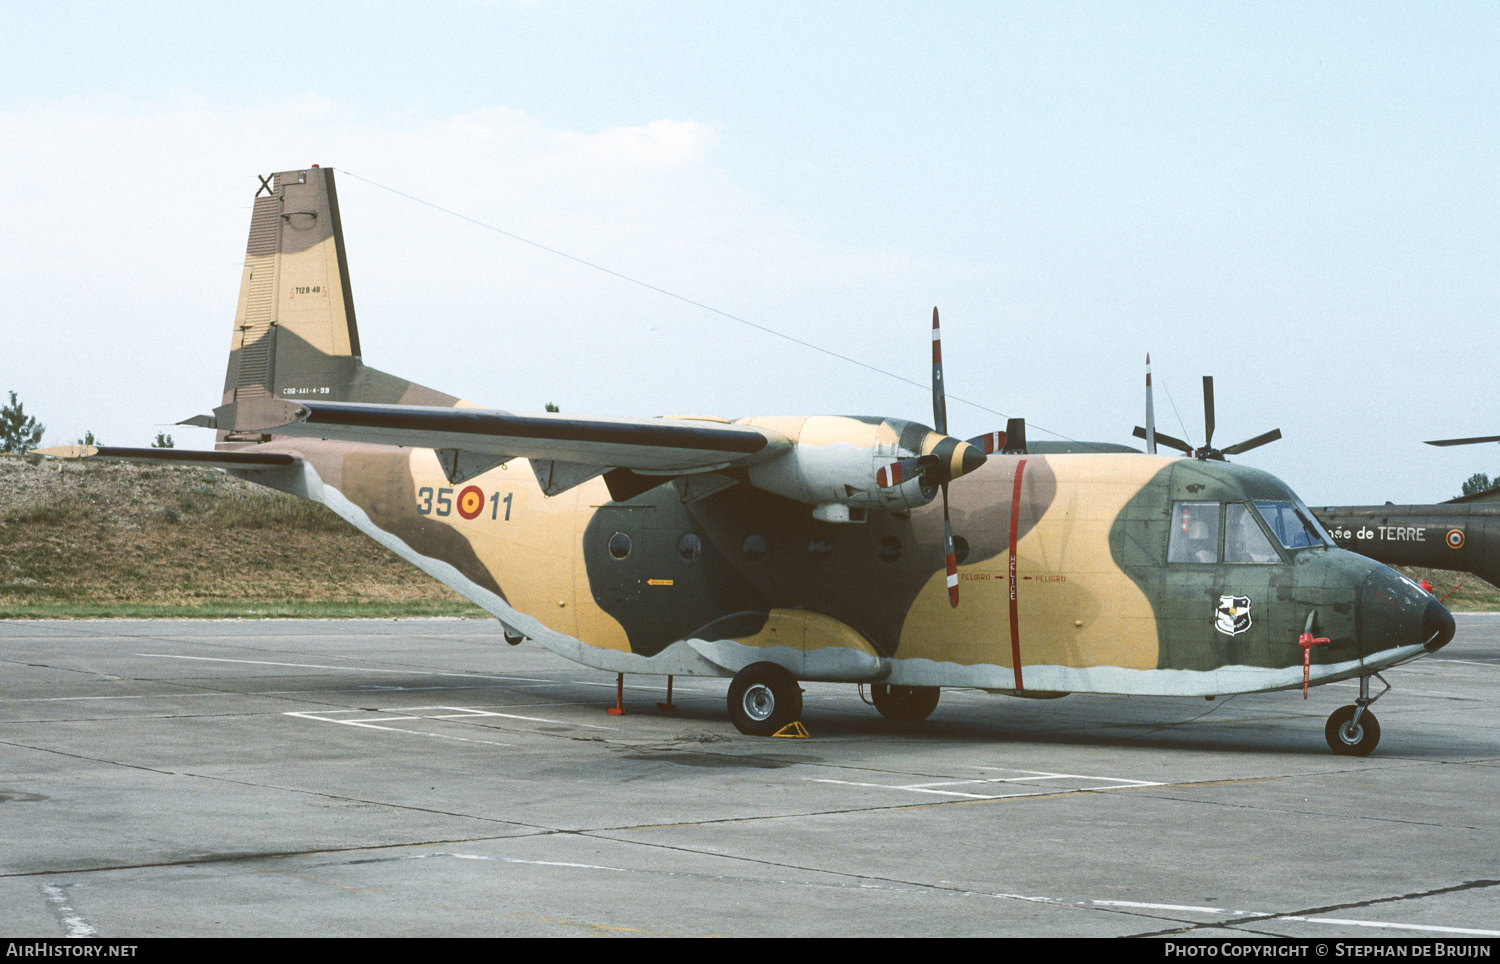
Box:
[46, 168, 1455, 715]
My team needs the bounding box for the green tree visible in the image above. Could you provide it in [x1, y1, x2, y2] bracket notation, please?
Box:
[152, 432, 174, 449]
[1462, 473, 1495, 497]
[1, 391, 44, 453]
[76, 431, 98, 446]
[545, 402, 560, 413]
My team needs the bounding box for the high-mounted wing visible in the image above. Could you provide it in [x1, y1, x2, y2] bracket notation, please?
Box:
[216, 396, 790, 494]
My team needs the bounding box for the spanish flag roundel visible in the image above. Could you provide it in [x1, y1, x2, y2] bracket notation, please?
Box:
[457, 485, 485, 520]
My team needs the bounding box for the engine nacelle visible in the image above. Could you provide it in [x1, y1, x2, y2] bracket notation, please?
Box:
[739, 415, 941, 513]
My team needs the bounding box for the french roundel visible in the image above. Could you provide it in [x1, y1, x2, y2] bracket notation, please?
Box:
[457, 485, 485, 520]
[1446, 528, 1465, 550]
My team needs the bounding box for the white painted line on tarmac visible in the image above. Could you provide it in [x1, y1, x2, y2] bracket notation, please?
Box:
[291, 705, 614, 730]
[810, 766, 1162, 800]
[967, 765, 1162, 787]
[137, 653, 685, 695]
[1093, 900, 1232, 914]
[141, 654, 456, 674]
[1279, 916, 1500, 937]
[811, 778, 1062, 800]
[1089, 900, 1500, 937]
[41, 883, 97, 938]
[417, 852, 629, 872]
[285, 710, 515, 747]
[285, 704, 619, 746]
[347, 853, 1500, 937]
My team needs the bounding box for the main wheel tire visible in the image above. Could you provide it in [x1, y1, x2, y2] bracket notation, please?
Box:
[1325, 705, 1381, 756]
[870, 684, 941, 722]
[727, 663, 802, 736]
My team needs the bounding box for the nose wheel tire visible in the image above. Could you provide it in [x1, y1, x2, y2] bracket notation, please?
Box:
[870, 684, 941, 722]
[727, 663, 803, 736]
[1325, 705, 1381, 756]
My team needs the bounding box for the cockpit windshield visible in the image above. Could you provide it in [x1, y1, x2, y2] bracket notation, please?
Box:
[1225, 503, 1280, 563]
[1252, 500, 1330, 550]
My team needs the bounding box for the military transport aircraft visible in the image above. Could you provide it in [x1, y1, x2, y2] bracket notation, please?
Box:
[41, 167, 1456, 756]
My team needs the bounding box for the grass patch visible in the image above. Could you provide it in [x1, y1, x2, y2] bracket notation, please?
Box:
[2, 502, 92, 526]
[1397, 566, 1500, 612]
[0, 456, 478, 617]
[206, 488, 354, 532]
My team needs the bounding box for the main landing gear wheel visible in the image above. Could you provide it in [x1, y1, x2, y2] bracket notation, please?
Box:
[870, 684, 941, 722]
[727, 663, 803, 736]
[1325, 705, 1381, 757]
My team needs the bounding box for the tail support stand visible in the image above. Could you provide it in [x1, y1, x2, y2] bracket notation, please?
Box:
[656, 675, 677, 713]
[608, 673, 626, 716]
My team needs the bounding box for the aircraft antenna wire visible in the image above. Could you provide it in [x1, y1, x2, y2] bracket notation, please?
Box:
[1159, 377, 1196, 450]
[339, 170, 1116, 451]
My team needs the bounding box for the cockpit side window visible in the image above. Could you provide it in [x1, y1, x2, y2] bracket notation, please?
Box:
[1252, 501, 1329, 550]
[1225, 503, 1282, 563]
[1168, 501, 1220, 563]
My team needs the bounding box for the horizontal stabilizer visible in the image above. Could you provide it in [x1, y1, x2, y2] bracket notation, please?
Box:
[35, 445, 297, 468]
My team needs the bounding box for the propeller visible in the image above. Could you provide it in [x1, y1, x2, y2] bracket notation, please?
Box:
[875, 308, 1006, 607]
[1133, 372, 1281, 461]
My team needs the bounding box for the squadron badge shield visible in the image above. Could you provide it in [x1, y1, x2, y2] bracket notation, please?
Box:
[1215, 595, 1252, 636]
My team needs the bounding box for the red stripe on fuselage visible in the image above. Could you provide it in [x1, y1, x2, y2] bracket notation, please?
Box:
[1008, 459, 1027, 690]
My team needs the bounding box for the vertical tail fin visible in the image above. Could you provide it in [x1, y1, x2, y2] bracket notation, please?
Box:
[218, 167, 457, 439]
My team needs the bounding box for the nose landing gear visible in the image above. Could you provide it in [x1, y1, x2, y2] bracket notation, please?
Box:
[1325, 673, 1388, 756]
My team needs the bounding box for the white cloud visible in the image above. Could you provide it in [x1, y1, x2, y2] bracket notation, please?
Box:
[0, 95, 973, 450]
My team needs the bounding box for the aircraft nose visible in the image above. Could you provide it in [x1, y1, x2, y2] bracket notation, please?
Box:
[1422, 596, 1455, 652]
[1356, 566, 1455, 657]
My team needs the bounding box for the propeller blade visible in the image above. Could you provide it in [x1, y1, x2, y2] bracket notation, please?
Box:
[1144, 353, 1157, 455]
[1202, 376, 1215, 451]
[1134, 426, 1193, 454]
[1425, 435, 1500, 447]
[1221, 428, 1283, 456]
[942, 483, 959, 608]
[965, 430, 1006, 455]
[876, 454, 938, 488]
[931, 307, 948, 437]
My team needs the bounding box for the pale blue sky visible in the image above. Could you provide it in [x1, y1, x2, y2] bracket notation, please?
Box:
[2, 2, 1497, 503]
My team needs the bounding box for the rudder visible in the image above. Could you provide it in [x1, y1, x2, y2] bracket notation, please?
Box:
[218, 167, 457, 440]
